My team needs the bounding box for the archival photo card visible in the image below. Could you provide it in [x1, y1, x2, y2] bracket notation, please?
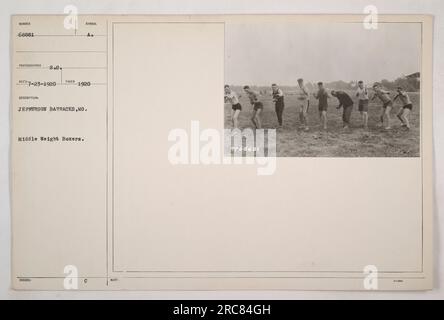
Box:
[10, 14, 433, 291]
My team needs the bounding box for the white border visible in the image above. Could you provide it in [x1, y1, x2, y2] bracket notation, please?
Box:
[1, 0, 443, 299]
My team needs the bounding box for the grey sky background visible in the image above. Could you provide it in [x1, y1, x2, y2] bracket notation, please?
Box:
[225, 22, 421, 86]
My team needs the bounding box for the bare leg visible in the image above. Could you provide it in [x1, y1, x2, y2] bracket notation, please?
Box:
[299, 106, 305, 127]
[321, 110, 327, 130]
[251, 110, 258, 129]
[402, 108, 411, 129]
[385, 106, 392, 129]
[379, 108, 385, 127]
[302, 103, 309, 130]
[255, 108, 262, 129]
[397, 108, 405, 125]
[233, 109, 240, 129]
[361, 111, 368, 129]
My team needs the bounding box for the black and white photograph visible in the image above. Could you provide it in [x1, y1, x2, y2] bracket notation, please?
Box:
[224, 21, 422, 157]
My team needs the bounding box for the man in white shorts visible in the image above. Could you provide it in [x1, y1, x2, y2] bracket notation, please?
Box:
[296, 78, 310, 131]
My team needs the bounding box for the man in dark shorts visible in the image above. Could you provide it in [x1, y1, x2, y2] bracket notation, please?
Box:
[331, 90, 354, 129]
[224, 85, 242, 129]
[271, 83, 285, 128]
[243, 85, 263, 129]
[393, 86, 413, 129]
[313, 82, 330, 130]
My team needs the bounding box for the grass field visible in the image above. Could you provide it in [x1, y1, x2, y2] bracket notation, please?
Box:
[224, 90, 420, 157]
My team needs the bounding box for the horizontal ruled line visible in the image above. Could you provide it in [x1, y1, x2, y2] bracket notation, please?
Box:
[15, 50, 106, 53]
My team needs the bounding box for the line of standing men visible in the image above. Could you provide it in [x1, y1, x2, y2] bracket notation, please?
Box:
[224, 79, 413, 131]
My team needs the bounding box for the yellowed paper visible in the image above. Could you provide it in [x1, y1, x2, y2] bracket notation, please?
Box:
[11, 14, 433, 290]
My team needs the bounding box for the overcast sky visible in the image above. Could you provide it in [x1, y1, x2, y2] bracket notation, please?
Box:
[225, 22, 421, 86]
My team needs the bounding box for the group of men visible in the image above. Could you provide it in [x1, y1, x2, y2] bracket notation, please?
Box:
[224, 79, 414, 131]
